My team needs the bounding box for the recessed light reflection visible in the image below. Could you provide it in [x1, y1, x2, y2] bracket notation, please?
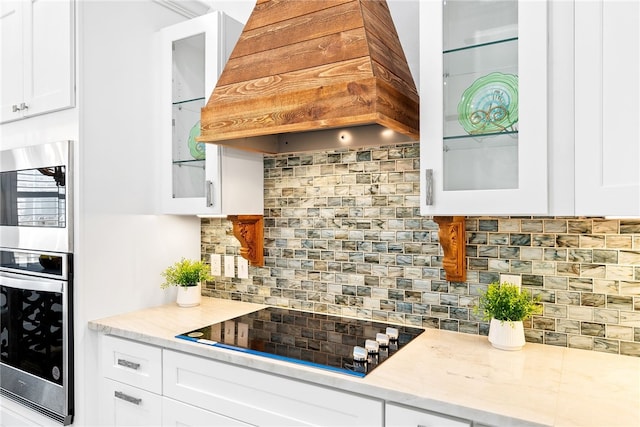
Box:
[381, 128, 396, 139]
[338, 131, 352, 144]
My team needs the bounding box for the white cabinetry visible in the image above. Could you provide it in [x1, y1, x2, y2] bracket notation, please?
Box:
[574, 0, 640, 216]
[386, 403, 472, 427]
[159, 12, 264, 215]
[163, 349, 383, 426]
[420, 0, 640, 217]
[99, 336, 163, 426]
[98, 335, 383, 426]
[0, 0, 74, 123]
[420, 0, 548, 215]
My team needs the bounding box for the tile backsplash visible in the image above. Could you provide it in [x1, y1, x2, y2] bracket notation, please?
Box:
[201, 143, 640, 357]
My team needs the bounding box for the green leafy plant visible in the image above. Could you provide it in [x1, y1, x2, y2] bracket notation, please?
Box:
[161, 258, 213, 288]
[475, 281, 542, 322]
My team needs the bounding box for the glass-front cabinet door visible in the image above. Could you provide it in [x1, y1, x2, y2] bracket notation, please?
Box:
[171, 32, 207, 203]
[420, 0, 548, 215]
[159, 12, 263, 215]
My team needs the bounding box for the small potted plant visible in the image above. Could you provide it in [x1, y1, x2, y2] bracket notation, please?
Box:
[161, 258, 213, 307]
[475, 281, 542, 351]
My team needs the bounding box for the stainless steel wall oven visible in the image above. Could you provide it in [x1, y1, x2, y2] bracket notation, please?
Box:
[0, 141, 74, 424]
[0, 140, 72, 254]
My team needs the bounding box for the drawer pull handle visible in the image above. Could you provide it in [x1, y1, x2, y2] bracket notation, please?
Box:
[114, 391, 142, 406]
[117, 358, 141, 370]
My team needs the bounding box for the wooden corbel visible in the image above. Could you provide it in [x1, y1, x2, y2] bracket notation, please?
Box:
[227, 215, 264, 267]
[434, 216, 466, 282]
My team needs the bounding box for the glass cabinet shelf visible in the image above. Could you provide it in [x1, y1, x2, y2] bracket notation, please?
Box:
[172, 158, 205, 167]
[443, 36, 517, 54]
[173, 96, 205, 106]
[443, 129, 517, 141]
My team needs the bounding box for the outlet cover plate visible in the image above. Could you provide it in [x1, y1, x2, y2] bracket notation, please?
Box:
[500, 274, 522, 289]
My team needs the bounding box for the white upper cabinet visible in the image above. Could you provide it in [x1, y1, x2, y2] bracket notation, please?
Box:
[159, 12, 263, 215]
[574, 0, 640, 216]
[0, 0, 74, 123]
[420, 0, 548, 216]
[419, 0, 640, 217]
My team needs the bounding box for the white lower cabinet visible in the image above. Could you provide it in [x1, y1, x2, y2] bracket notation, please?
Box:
[99, 335, 383, 426]
[97, 336, 501, 427]
[99, 336, 163, 426]
[162, 396, 250, 427]
[385, 403, 472, 427]
[101, 378, 162, 426]
[163, 349, 384, 426]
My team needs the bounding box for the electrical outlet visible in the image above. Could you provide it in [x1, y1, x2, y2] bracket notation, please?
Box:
[224, 320, 235, 345]
[224, 255, 235, 278]
[237, 323, 249, 347]
[237, 256, 249, 279]
[209, 323, 221, 342]
[500, 273, 522, 289]
[210, 254, 222, 276]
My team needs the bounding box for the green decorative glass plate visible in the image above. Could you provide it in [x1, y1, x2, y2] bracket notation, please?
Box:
[457, 72, 519, 135]
[187, 120, 205, 160]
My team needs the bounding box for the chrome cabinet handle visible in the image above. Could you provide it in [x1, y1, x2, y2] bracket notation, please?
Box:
[114, 391, 142, 406]
[425, 169, 434, 206]
[117, 358, 140, 370]
[205, 180, 214, 207]
[12, 103, 29, 112]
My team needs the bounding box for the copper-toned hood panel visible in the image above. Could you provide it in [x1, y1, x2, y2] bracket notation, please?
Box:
[198, 0, 419, 154]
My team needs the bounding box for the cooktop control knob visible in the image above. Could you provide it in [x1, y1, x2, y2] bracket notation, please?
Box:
[353, 346, 368, 362]
[365, 339, 379, 354]
[386, 327, 399, 341]
[375, 332, 390, 347]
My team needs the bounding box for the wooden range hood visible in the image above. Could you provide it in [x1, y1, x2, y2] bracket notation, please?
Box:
[197, 0, 419, 154]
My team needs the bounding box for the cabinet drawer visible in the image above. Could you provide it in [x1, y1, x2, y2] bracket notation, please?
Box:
[386, 403, 471, 427]
[101, 378, 162, 427]
[163, 349, 383, 426]
[162, 396, 250, 427]
[101, 335, 162, 393]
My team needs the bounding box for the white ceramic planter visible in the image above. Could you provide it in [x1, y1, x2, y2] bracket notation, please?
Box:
[176, 283, 201, 307]
[488, 318, 525, 351]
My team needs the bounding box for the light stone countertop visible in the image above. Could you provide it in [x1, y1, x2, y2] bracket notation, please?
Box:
[88, 297, 640, 427]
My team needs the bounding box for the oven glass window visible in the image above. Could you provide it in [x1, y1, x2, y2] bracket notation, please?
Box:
[0, 166, 66, 227]
[0, 284, 64, 385]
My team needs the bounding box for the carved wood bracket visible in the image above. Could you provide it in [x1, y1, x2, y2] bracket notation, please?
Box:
[434, 216, 466, 282]
[227, 215, 264, 267]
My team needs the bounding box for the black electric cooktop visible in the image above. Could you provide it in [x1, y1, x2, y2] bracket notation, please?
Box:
[176, 307, 424, 378]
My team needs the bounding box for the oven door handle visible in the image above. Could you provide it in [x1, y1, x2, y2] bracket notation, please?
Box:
[0, 271, 65, 294]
